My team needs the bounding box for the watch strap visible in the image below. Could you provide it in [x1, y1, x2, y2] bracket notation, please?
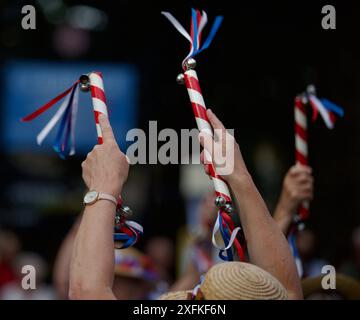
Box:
[98, 192, 118, 206]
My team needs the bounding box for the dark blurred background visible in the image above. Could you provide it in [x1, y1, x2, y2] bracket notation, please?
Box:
[0, 0, 359, 293]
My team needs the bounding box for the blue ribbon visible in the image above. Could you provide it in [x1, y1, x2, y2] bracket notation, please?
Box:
[288, 232, 300, 264]
[53, 85, 77, 159]
[218, 213, 234, 261]
[320, 98, 344, 117]
[191, 8, 199, 52]
[191, 15, 223, 58]
[114, 233, 137, 249]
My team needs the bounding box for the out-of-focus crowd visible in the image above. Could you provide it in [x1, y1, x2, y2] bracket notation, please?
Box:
[1, 204, 360, 300]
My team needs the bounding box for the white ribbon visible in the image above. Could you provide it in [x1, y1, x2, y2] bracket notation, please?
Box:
[161, 11, 192, 44]
[212, 211, 241, 251]
[198, 11, 208, 43]
[161, 11, 208, 65]
[125, 220, 144, 234]
[308, 94, 334, 129]
[36, 89, 73, 145]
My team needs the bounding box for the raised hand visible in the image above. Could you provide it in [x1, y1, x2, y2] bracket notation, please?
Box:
[199, 108, 250, 183]
[274, 164, 314, 233]
[81, 114, 129, 198]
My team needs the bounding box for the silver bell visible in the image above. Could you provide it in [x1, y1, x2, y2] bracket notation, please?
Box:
[79, 74, 90, 92]
[184, 58, 197, 70]
[176, 73, 185, 85]
[224, 203, 234, 214]
[120, 205, 133, 217]
[297, 222, 305, 232]
[215, 196, 226, 208]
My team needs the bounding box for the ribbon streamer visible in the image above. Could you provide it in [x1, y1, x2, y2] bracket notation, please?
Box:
[212, 210, 245, 261]
[114, 217, 144, 249]
[305, 86, 344, 129]
[21, 80, 80, 158]
[161, 9, 223, 66]
[288, 230, 303, 278]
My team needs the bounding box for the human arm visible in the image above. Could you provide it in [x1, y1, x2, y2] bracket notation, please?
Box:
[53, 216, 82, 299]
[69, 115, 129, 300]
[199, 109, 303, 300]
[273, 164, 314, 234]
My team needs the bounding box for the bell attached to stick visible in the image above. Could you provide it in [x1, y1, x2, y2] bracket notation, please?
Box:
[79, 74, 90, 92]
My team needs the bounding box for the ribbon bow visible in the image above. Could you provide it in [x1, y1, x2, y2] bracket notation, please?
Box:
[21, 80, 80, 159]
[161, 8, 223, 67]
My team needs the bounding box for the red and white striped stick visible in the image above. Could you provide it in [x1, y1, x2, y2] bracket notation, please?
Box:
[79, 72, 134, 220]
[179, 58, 233, 212]
[294, 96, 309, 221]
[88, 72, 108, 144]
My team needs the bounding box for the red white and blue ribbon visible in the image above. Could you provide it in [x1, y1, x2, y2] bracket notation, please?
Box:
[162, 9, 247, 263]
[21, 80, 80, 159]
[113, 197, 143, 249]
[161, 9, 223, 67]
[114, 217, 144, 249]
[307, 89, 344, 129]
[22, 75, 143, 249]
[289, 85, 344, 277]
[212, 210, 246, 261]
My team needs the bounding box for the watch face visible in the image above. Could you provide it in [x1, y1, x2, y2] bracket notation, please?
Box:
[84, 191, 98, 204]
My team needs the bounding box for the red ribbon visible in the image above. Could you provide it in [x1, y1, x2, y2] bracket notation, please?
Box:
[21, 80, 79, 122]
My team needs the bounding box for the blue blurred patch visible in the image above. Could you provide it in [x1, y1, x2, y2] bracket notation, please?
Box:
[2, 60, 139, 155]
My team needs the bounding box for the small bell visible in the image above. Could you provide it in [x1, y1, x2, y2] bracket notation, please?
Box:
[114, 213, 121, 225]
[176, 73, 185, 85]
[120, 205, 133, 217]
[79, 74, 90, 92]
[184, 58, 197, 70]
[215, 196, 226, 208]
[224, 203, 234, 214]
[297, 223, 306, 232]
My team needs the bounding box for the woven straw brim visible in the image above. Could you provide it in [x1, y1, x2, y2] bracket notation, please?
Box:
[200, 262, 288, 300]
[158, 290, 192, 300]
[302, 274, 360, 300]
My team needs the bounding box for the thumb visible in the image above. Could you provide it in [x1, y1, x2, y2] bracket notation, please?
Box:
[98, 114, 115, 143]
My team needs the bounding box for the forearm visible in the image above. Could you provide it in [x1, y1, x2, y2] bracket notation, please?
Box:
[69, 201, 116, 299]
[273, 204, 293, 235]
[229, 174, 303, 299]
[53, 218, 80, 299]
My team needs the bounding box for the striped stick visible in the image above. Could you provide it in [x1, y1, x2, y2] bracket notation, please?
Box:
[89, 72, 108, 144]
[181, 59, 233, 209]
[294, 96, 309, 221]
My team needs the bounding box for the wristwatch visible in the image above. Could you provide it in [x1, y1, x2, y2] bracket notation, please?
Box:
[83, 190, 117, 207]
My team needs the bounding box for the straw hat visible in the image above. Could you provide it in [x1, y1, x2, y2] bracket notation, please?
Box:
[159, 262, 288, 300]
[302, 274, 360, 300]
[158, 290, 192, 300]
